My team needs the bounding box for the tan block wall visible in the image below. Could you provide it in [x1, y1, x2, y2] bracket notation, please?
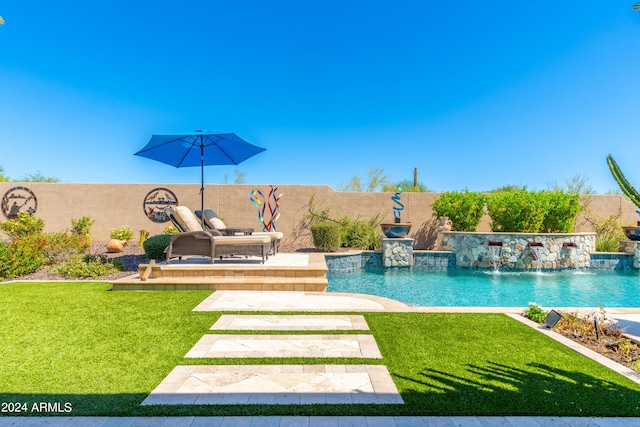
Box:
[0, 183, 635, 250]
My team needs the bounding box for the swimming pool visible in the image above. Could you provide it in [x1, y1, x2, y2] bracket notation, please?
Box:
[326, 268, 640, 307]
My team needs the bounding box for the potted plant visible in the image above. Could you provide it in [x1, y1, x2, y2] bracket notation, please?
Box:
[607, 154, 640, 241]
[380, 187, 412, 238]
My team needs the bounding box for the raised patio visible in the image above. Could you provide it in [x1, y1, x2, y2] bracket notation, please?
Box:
[110, 252, 328, 291]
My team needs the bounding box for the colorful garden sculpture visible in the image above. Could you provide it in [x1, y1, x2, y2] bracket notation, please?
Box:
[392, 186, 404, 223]
[249, 185, 283, 231]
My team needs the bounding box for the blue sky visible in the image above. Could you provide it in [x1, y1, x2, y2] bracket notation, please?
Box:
[1, 1, 639, 192]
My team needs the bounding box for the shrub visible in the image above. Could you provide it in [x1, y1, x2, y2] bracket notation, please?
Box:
[111, 226, 134, 241]
[523, 302, 549, 324]
[310, 221, 342, 252]
[0, 212, 45, 238]
[431, 190, 486, 231]
[486, 189, 548, 232]
[339, 217, 381, 250]
[51, 254, 123, 278]
[593, 214, 625, 252]
[71, 216, 95, 237]
[42, 232, 86, 264]
[539, 191, 582, 233]
[163, 225, 179, 234]
[0, 234, 48, 279]
[143, 234, 173, 260]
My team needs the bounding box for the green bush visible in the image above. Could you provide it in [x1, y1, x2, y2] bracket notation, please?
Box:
[431, 190, 486, 231]
[524, 302, 549, 324]
[593, 214, 625, 252]
[539, 191, 581, 233]
[143, 234, 173, 260]
[42, 232, 86, 264]
[163, 225, 179, 234]
[0, 234, 48, 279]
[51, 254, 123, 278]
[111, 225, 134, 241]
[71, 216, 95, 237]
[0, 212, 45, 238]
[311, 221, 342, 252]
[486, 189, 548, 232]
[339, 217, 381, 250]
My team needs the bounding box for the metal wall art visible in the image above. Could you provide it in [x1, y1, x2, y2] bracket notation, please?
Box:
[143, 188, 178, 223]
[1, 186, 38, 219]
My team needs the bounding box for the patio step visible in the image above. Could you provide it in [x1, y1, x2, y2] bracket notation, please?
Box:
[110, 253, 328, 292]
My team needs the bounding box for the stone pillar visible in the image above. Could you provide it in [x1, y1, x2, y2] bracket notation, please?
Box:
[633, 242, 640, 269]
[382, 238, 414, 268]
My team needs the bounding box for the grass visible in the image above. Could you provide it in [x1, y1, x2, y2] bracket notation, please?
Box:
[1, 282, 640, 417]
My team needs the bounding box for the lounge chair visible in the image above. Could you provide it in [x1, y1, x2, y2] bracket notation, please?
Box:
[166, 206, 271, 263]
[195, 209, 283, 254]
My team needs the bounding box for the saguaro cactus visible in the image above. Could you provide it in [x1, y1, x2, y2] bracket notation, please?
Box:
[607, 154, 640, 209]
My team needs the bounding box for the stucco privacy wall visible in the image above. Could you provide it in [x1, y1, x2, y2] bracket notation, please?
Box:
[0, 183, 635, 250]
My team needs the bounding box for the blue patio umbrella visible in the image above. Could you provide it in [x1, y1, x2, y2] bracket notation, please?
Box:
[134, 130, 266, 216]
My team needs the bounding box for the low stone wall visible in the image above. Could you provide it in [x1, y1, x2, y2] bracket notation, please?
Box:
[437, 232, 596, 270]
[325, 250, 456, 273]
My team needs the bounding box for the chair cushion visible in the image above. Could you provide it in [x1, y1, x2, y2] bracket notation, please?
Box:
[212, 235, 271, 245]
[209, 217, 227, 230]
[253, 231, 283, 240]
[173, 206, 204, 232]
[201, 209, 226, 229]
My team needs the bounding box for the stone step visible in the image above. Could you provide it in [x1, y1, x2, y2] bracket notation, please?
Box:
[210, 314, 370, 331]
[142, 365, 403, 405]
[112, 276, 327, 291]
[184, 334, 382, 359]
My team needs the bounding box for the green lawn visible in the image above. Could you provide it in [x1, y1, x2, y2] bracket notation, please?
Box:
[1, 282, 639, 417]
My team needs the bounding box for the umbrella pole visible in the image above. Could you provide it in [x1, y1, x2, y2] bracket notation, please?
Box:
[200, 136, 205, 228]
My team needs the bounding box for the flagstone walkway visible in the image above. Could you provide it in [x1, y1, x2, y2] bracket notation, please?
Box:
[143, 309, 403, 406]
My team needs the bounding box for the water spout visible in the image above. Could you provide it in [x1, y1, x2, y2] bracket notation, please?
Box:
[487, 242, 503, 272]
[529, 242, 544, 273]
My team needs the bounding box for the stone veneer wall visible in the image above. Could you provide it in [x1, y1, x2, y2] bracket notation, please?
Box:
[437, 232, 596, 270]
[324, 251, 456, 273]
[324, 249, 635, 273]
[589, 253, 635, 271]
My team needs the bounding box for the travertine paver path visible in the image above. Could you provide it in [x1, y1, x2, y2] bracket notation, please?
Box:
[211, 314, 370, 331]
[185, 334, 382, 359]
[143, 312, 403, 406]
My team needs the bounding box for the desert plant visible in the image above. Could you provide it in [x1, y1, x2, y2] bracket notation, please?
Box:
[143, 234, 173, 260]
[111, 225, 134, 241]
[591, 213, 626, 252]
[0, 212, 45, 238]
[51, 254, 123, 278]
[310, 221, 341, 252]
[486, 188, 548, 232]
[339, 216, 381, 250]
[139, 229, 150, 247]
[381, 179, 430, 192]
[42, 232, 86, 264]
[607, 154, 640, 210]
[71, 216, 95, 246]
[431, 190, 486, 231]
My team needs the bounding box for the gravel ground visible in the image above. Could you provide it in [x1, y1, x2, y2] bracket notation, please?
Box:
[7, 241, 150, 282]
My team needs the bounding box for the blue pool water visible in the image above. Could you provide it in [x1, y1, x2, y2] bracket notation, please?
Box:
[326, 268, 640, 307]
